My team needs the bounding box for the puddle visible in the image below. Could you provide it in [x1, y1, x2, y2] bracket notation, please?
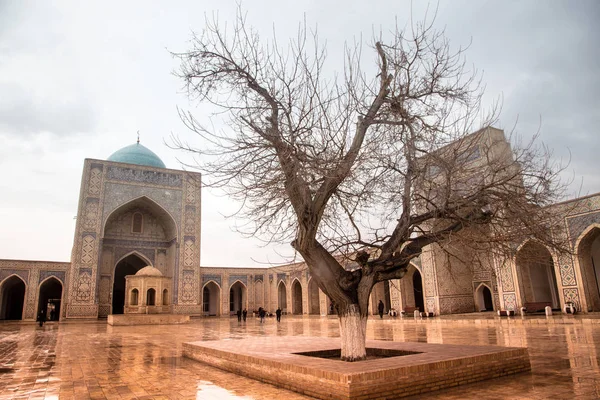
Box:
[196, 380, 254, 399]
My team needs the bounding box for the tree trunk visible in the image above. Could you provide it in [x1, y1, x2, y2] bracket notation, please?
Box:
[339, 303, 368, 361]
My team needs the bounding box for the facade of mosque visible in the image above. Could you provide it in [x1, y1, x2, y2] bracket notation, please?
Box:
[1, 133, 600, 322]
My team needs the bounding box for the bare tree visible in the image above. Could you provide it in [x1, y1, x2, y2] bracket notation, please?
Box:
[172, 11, 568, 361]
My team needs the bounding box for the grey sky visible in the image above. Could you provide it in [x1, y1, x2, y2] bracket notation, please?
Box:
[0, 1, 598, 266]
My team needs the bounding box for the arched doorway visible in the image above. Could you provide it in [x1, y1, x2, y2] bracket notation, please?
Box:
[413, 268, 425, 312]
[308, 279, 320, 314]
[577, 227, 600, 311]
[516, 241, 559, 309]
[399, 265, 424, 312]
[203, 281, 220, 316]
[146, 288, 156, 306]
[38, 277, 63, 321]
[292, 279, 303, 314]
[0, 276, 26, 320]
[278, 281, 287, 312]
[112, 254, 148, 314]
[229, 281, 246, 314]
[371, 281, 392, 314]
[475, 284, 494, 311]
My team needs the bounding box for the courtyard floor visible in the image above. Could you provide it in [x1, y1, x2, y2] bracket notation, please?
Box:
[0, 314, 599, 399]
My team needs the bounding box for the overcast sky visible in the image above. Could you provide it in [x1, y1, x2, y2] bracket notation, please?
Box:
[0, 1, 598, 267]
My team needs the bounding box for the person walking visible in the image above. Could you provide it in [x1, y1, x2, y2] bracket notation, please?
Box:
[242, 308, 247, 322]
[378, 300, 385, 319]
[236, 309, 242, 322]
[37, 308, 46, 327]
[259, 307, 266, 323]
[276, 307, 282, 322]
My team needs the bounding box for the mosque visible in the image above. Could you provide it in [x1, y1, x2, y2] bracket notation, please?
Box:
[1, 131, 600, 322]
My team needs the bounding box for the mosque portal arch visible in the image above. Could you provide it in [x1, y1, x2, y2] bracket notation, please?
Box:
[38, 277, 63, 321]
[575, 226, 600, 311]
[229, 280, 246, 314]
[308, 278, 320, 315]
[112, 253, 148, 314]
[0, 275, 26, 320]
[515, 240, 559, 309]
[278, 281, 287, 313]
[292, 279, 303, 314]
[203, 281, 220, 316]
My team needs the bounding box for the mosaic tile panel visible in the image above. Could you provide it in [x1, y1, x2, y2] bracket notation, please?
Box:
[567, 211, 600, 247]
[229, 275, 248, 286]
[500, 263, 515, 292]
[38, 271, 66, 284]
[0, 269, 29, 284]
[563, 288, 581, 310]
[503, 293, 517, 311]
[560, 263, 577, 286]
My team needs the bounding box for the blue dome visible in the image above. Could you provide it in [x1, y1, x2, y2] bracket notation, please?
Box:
[107, 143, 166, 168]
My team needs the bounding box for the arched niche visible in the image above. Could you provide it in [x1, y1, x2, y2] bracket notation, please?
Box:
[474, 283, 494, 312]
[576, 226, 600, 311]
[229, 280, 246, 314]
[202, 281, 221, 316]
[307, 278, 320, 315]
[38, 277, 63, 321]
[0, 275, 26, 320]
[515, 240, 559, 308]
[399, 265, 424, 312]
[278, 281, 287, 312]
[112, 253, 148, 314]
[291, 279, 303, 314]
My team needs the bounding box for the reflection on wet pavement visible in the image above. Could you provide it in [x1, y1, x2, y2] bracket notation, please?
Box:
[0, 315, 599, 399]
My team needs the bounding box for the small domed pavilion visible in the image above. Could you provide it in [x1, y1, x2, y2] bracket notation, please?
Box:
[124, 266, 172, 314]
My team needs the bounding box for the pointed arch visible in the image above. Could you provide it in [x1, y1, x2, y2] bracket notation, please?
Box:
[291, 278, 303, 314]
[474, 282, 494, 312]
[37, 276, 63, 322]
[103, 195, 178, 240]
[114, 250, 153, 268]
[277, 280, 287, 312]
[202, 280, 221, 316]
[112, 253, 148, 314]
[0, 275, 26, 320]
[307, 277, 320, 315]
[229, 280, 247, 313]
[574, 224, 600, 311]
[515, 240, 559, 309]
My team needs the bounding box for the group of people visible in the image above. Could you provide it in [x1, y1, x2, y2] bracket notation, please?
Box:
[249, 307, 283, 323]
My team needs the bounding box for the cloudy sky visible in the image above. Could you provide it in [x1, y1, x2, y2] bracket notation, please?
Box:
[0, 1, 598, 266]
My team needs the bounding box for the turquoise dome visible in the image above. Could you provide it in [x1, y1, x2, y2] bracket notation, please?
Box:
[107, 143, 166, 168]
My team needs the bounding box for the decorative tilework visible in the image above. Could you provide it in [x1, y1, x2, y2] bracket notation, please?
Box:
[88, 167, 103, 195]
[184, 239, 195, 267]
[106, 166, 183, 187]
[80, 235, 96, 265]
[202, 274, 221, 288]
[277, 273, 286, 282]
[0, 269, 29, 284]
[180, 270, 197, 304]
[39, 271, 66, 284]
[560, 264, 577, 286]
[254, 275, 264, 282]
[563, 288, 581, 309]
[500, 263, 515, 292]
[229, 275, 248, 287]
[74, 270, 93, 302]
[567, 211, 600, 247]
[426, 298, 436, 313]
[503, 293, 517, 311]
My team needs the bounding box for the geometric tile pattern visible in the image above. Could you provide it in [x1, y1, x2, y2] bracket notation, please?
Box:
[184, 239, 195, 267]
[229, 275, 248, 287]
[81, 235, 96, 265]
[563, 288, 581, 310]
[500, 263, 515, 292]
[180, 270, 198, 304]
[503, 293, 517, 311]
[74, 270, 93, 302]
[560, 263, 577, 286]
[38, 270, 66, 284]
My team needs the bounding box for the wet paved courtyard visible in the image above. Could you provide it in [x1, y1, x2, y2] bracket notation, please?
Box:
[1, 315, 599, 399]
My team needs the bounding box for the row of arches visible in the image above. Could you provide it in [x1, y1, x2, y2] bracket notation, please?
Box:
[129, 288, 169, 306]
[0, 276, 63, 321]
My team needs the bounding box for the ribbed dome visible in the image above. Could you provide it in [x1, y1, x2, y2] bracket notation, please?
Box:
[107, 143, 166, 168]
[135, 266, 163, 277]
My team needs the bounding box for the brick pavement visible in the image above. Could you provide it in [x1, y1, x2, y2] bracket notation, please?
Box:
[0, 314, 599, 399]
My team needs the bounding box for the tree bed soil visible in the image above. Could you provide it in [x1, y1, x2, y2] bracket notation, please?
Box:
[182, 336, 530, 399]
